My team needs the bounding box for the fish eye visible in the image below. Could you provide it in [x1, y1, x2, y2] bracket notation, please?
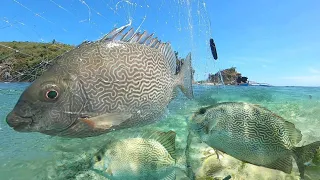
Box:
[96, 155, 102, 161]
[45, 89, 59, 100]
[40, 83, 61, 102]
[199, 108, 206, 114]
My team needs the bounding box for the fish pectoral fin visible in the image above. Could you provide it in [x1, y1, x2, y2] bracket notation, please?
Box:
[265, 155, 293, 174]
[80, 112, 132, 130]
[213, 149, 224, 161]
[106, 167, 113, 176]
[91, 168, 114, 179]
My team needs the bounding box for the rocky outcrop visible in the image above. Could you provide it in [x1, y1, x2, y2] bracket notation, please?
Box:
[208, 67, 244, 85]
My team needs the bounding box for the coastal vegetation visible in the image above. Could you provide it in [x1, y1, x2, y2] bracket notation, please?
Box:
[0, 41, 74, 82]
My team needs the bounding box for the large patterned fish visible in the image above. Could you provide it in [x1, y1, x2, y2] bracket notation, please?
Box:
[189, 102, 320, 179]
[6, 25, 193, 138]
[91, 130, 186, 180]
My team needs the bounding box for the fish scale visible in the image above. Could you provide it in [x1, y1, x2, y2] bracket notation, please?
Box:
[78, 43, 171, 109]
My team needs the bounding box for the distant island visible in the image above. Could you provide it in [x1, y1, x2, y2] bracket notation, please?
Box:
[0, 41, 191, 82]
[195, 67, 248, 85]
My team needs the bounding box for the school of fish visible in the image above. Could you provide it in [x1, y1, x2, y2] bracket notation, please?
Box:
[4, 25, 320, 180]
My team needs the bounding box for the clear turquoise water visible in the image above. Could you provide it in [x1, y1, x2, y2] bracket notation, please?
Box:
[0, 83, 319, 180]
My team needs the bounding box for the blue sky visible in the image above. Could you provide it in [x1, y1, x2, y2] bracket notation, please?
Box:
[1, 0, 320, 86]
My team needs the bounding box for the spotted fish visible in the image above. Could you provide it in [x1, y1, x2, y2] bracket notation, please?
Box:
[189, 102, 320, 179]
[6, 26, 193, 138]
[91, 130, 186, 180]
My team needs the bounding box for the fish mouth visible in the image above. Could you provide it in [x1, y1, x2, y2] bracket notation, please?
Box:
[12, 121, 33, 132]
[6, 111, 34, 132]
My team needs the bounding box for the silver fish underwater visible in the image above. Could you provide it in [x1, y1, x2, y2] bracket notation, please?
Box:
[6, 26, 193, 138]
[91, 130, 187, 180]
[189, 102, 320, 180]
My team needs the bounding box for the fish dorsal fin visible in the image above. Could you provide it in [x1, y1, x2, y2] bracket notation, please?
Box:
[157, 42, 177, 74]
[252, 103, 274, 113]
[100, 25, 177, 74]
[156, 131, 176, 160]
[100, 26, 128, 41]
[142, 33, 154, 44]
[149, 37, 158, 47]
[283, 120, 302, 145]
[121, 27, 134, 41]
[143, 130, 176, 159]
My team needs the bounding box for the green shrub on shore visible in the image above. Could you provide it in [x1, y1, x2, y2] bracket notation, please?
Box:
[0, 41, 74, 82]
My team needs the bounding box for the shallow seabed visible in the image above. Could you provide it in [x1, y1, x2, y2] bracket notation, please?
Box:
[0, 83, 319, 180]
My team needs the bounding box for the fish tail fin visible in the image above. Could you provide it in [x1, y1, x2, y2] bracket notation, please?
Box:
[175, 123, 196, 180]
[185, 130, 196, 180]
[177, 53, 193, 99]
[171, 121, 195, 180]
[292, 141, 320, 179]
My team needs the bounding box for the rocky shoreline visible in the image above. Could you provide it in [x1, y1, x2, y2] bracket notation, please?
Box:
[0, 41, 74, 82]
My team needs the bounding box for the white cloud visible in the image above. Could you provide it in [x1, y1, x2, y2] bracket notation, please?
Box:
[281, 75, 320, 86]
[309, 67, 320, 74]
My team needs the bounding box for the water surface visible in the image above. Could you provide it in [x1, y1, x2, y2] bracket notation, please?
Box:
[0, 83, 319, 180]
